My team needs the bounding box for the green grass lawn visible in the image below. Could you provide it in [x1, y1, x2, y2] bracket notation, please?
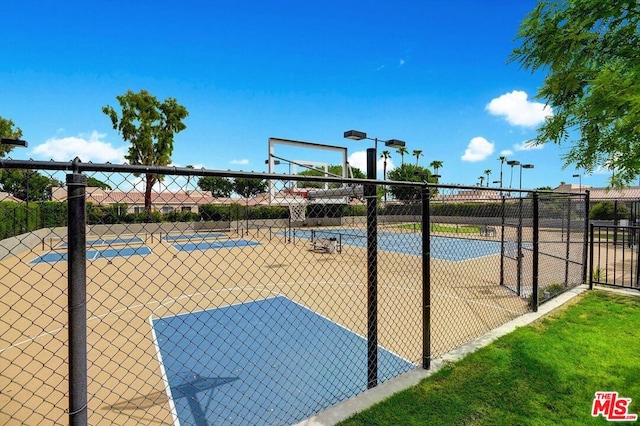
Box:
[339, 291, 640, 425]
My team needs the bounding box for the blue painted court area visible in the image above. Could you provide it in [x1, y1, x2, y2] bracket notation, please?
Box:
[59, 236, 143, 247]
[29, 246, 152, 264]
[162, 232, 228, 242]
[294, 229, 503, 261]
[153, 296, 414, 425]
[172, 239, 260, 252]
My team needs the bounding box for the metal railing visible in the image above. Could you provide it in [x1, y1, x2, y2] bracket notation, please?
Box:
[590, 224, 640, 290]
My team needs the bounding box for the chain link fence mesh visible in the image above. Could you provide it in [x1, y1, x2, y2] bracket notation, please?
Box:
[0, 161, 587, 425]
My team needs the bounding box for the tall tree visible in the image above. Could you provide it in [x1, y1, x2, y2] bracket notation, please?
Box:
[380, 150, 392, 180]
[429, 160, 443, 180]
[396, 146, 409, 166]
[198, 176, 234, 197]
[387, 164, 434, 201]
[103, 90, 188, 214]
[297, 164, 365, 188]
[380, 150, 392, 202]
[0, 116, 23, 158]
[412, 149, 423, 166]
[234, 177, 267, 198]
[511, 0, 640, 186]
[86, 176, 112, 190]
[484, 169, 492, 187]
[0, 169, 61, 201]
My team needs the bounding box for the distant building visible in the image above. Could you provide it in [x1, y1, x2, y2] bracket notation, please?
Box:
[0, 191, 22, 203]
[51, 187, 224, 214]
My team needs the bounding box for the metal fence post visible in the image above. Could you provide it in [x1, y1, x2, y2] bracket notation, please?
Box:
[589, 223, 594, 290]
[422, 185, 431, 369]
[532, 192, 539, 312]
[67, 171, 87, 426]
[517, 194, 523, 296]
[565, 197, 572, 285]
[582, 190, 590, 284]
[365, 148, 378, 389]
[500, 196, 505, 287]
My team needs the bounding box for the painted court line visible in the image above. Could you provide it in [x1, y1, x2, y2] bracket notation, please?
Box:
[171, 239, 260, 252]
[28, 246, 153, 264]
[161, 232, 228, 242]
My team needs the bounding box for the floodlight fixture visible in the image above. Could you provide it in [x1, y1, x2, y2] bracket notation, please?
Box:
[1, 138, 28, 147]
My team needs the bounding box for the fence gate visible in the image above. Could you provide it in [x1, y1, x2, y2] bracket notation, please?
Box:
[590, 224, 640, 290]
[501, 223, 523, 296]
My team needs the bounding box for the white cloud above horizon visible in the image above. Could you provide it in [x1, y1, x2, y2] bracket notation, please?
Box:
[462, 137, 494, 162]
[32, 131, 126, 162]
[230, 159, 249, 165]
[514, 140, 544, 151]
[500, 149, 514, 157]
[486, 90, 553, 127]
[348, 150, 396, 178]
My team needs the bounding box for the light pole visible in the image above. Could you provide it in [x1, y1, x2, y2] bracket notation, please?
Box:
[519, 164, 534, 190]
[1, 138, 29, 231]
[572, 173, 582, 193]
[343, 129, 405, 389]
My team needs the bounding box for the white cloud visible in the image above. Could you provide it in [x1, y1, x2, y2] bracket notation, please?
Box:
[500, 149, 514, 156]
[514, 140, 544, 151]
[230, 159, 249, 165]
[33, 131, 126, 162]
[486, 90, 553, 127]
[348, 150, 396, 179]
[399, 59, 406, 67]
[462, 137, 494, 162]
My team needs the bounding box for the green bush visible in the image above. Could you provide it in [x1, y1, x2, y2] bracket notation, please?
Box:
[589, 201, 629, 220]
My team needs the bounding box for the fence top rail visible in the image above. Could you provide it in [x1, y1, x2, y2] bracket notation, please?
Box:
[0, 158, 588, 197]
[0, 158, 421, 188]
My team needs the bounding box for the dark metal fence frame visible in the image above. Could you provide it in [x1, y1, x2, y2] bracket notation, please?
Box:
[0, 158, 589, 424]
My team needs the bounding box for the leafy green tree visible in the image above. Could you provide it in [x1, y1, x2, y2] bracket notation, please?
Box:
[0, 169, 61, 201]
[0, 116, 23, 158]
[198, 176, 234, 197]
[86, 176, 112, 190]
[297, 165, 365, 188]
[387, 164, 434, 201]
[103, 89, 188, 214]
[234, 177, 267, 198]
[511, 0, 640, 185]
[590, 201, 629, 220]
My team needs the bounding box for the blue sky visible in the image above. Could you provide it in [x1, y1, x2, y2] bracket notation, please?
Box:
[1, 0, 609, 190]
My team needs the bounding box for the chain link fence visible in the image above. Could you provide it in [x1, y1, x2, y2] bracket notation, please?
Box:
[0, 160, 587, 425]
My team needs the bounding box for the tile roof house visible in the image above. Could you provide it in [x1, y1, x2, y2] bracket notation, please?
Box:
[51, 187, 226, 214]
[0, 191, 23, 203]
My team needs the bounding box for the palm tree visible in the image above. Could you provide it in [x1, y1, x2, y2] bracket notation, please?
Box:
[380, 150, 391, 180]
[396, 147, 409, 166]
[380, 150, 392, 202]
[478, 176, 485, 186]
[484, 169, 492, 187]
[412, 149, 423, 166]
[429, 160, 443, 181]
